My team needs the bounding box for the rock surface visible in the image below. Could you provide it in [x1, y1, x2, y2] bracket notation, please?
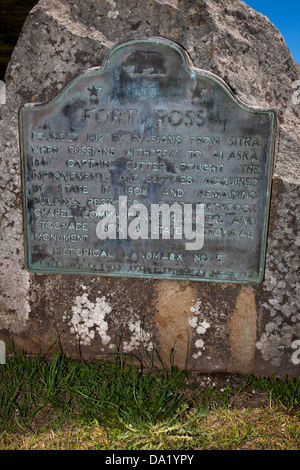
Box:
[0, 0, 299, 376]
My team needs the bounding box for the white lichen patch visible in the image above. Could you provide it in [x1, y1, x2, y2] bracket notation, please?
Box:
[190, 300, 201, 315]
[106, 0, 119, 18]
[107, 10, 119, 18]
[196, 320, 211, 335]
[188, 300, 211, 359]
[257, 182, 300, 366]
[188, 316, 198, 329]
[69, 293, 112, 346]
[122, 319, 153, 353]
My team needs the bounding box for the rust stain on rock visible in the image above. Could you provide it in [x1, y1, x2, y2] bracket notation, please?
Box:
[154, 280, 196, 369]
[227, 286, 257, 374]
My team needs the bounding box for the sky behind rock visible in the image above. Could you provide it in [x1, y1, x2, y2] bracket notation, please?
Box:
[245, 0, 300, 64]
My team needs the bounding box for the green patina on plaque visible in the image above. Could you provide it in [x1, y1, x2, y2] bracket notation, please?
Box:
[19, 37, 277, 284]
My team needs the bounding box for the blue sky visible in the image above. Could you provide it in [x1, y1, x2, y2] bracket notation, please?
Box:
[244, 0, 300, 64]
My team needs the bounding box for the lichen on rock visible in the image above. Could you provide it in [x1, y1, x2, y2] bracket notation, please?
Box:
[69, 293, 112, 346]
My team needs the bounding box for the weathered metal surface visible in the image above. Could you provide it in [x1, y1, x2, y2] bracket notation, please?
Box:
[19, 37, 276, 284]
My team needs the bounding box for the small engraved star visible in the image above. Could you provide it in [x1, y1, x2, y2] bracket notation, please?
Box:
[189, 86, 205, 104]
[87, 83, 102, 97]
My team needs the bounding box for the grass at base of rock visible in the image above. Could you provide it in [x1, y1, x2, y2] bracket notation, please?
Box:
[0, 351, 299, 450]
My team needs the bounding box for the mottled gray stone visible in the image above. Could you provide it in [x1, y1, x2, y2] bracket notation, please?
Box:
[0, 0, 299, 376]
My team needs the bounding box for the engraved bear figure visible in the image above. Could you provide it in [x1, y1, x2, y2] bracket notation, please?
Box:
[123, 52, 167, 77]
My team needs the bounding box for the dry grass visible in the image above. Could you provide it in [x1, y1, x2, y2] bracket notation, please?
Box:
[1, 401, 299, 451]
[0, 353, 299, 451]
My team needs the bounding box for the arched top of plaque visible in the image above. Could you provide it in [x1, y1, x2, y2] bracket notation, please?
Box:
[21, 37, 276, 119]
[19, 37, 277, 285]
[20, 37, 277, 119]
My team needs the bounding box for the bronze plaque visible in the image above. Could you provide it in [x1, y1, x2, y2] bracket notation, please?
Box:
[19, 38, 276, 284]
